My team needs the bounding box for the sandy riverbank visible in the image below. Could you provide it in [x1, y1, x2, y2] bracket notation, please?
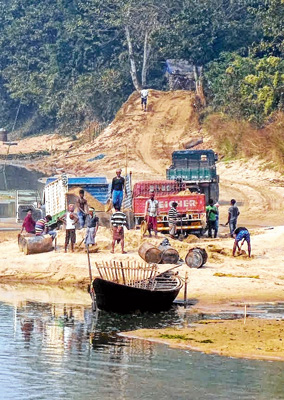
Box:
[122, 318, 284, 361]
[0, 225, 284, 308]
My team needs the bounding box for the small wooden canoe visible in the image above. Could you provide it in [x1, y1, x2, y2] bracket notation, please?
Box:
[93, 272, 183, 314]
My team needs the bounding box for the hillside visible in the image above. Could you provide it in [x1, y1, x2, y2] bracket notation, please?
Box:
[26, 90, 204, 180]
[2, 89, 284, 227]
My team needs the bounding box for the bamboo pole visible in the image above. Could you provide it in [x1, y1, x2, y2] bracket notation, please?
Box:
[184, 272, 188, 308]
[120, 261, 126, 285]
[86, 245, 93, 283]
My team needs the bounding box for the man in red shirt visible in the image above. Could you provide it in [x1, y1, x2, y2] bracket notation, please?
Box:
[21, 209, 36, 234]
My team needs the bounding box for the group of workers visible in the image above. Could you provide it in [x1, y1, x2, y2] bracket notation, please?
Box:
[21, 166, 251, 257]
[206, 198, 251, 257]
[21, 189, 99, 253]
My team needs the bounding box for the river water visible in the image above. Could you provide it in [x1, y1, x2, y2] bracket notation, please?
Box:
[0, 287, 283, 400]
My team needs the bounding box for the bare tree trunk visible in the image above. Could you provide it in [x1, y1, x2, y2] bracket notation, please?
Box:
[125, 26, 140, 91]
[141, 30, 151, 88]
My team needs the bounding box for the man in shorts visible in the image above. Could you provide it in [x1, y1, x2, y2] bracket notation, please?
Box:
[232, 226, 251, 257]
[144, 191, 159, 237]
[110, 206, 128, 254]
[141, 88, 148, 112]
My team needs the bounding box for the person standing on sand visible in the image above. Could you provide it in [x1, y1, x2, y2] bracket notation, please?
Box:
[232, 226, 251, 257]
[76, 189, 88, 229]
[168, 201, 179, 238]
[214, 202, 220, 236]
[111, 169, 126, 210]
[225, 199, 240, 237]
[206, 199, 218, 238]
[60, 204, 78, 253]
[144, 191, 159, 237]
[84, 208, 99, 246]
[21, 209, 36, 234]
[111, 206, 128, 254]
[141, 88, 148, 112]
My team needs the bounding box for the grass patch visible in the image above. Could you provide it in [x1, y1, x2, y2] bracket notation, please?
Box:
[199, 339, 214, 344]
[159, 333, 213, 344]
[159, 333, 190, 341]
[214, 273, 260, 279]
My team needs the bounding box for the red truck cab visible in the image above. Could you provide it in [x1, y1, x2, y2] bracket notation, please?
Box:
[132, 180, 206, 236]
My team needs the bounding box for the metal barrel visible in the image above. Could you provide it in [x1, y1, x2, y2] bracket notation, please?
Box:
[138, 242, 162, 264]
[160, 247, 180, 264]
[185, 247, 208, 268]
[18, 233, 35, 252]
[22, 235, 53, 255]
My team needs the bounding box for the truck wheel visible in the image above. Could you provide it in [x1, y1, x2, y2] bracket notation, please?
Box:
[197, 229, 204, 238]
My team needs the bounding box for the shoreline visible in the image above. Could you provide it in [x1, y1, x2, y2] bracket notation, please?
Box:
[121, 318, 284, 362]
[1, 227, 284, 304]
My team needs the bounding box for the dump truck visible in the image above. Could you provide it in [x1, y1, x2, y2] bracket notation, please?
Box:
[44, 175, 110, 225]
[132, 180, 206, 236]
[166, 149, 219, 204]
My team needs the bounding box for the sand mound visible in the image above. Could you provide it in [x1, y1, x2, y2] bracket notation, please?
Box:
[67, 187, 106, 211]
[29, 90, 202, 179]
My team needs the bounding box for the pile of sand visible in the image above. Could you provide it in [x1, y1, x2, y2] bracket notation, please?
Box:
[67, 187, 106, 211]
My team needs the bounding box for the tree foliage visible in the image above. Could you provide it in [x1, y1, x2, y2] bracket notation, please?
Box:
[205, 0, 284, 125]
[0, 0, 282, 134]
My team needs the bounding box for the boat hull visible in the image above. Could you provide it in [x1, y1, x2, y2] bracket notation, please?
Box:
[93, 278, 181, 314]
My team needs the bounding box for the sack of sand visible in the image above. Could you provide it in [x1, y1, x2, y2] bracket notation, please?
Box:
[140, 219, 148, 237]
[105, 199, 113, 213]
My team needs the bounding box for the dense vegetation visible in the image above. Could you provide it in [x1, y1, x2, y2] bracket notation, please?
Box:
[0, 0, 283, 136]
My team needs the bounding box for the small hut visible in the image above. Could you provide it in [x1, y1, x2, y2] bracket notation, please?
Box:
[0, 128, 8, 142]
[165, 59, 202, 91]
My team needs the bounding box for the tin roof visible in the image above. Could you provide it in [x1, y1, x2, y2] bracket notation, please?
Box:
[46, 177, 108, 185]
[165, 59, 201, 76]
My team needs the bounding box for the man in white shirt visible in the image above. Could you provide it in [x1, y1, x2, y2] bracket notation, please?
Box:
[60, 204, 79, 253]
[141, 88, 148, 112]
[144, 191, 159, 237]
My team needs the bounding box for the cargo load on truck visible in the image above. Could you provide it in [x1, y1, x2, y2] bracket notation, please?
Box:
[166, 149, 219, 204]
[44, 175, 109, 225]
[132, 180, 206, 236]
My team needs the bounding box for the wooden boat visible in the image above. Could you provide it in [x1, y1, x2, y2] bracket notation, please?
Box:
[91, 261, 183, 314]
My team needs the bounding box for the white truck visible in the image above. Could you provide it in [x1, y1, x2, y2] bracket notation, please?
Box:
[44, 175, 68, 222]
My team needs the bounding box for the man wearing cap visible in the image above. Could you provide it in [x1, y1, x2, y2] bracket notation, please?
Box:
[168, 201, 179, 238]
[111, 169, 126, 210]
[85, 208, 99, 246]
[144, 191, 159, 237]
